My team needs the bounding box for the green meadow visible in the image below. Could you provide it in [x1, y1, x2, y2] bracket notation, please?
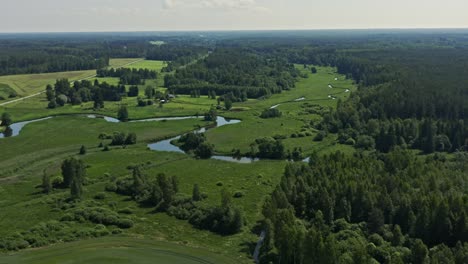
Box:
[0, 70, 96, 97]
[0, 62, 356, 262]
[0, 237, 237, 264]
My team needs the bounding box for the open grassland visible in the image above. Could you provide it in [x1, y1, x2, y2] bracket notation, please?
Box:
[0, 236, 237, 264]
[0, 58, 143, 102]
[0, 65, 355, 262]
[0, 116, 283, 263]
[108, 58, 144, 68]
[0, 70, 96, 97]
[123, 60, 167, 72]
[206, 66, 356, 155]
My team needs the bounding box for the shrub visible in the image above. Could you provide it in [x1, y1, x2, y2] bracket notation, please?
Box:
[216, 181, 223, 186]
[117, 218, 134, 228]
[94, 192, 107, 200]
[118, 208, 133, 214]
[233, 191, 245, 198]
[313, 131, 327, 141]
[260, 108, 282, 118]
[105, 182, 117, 192]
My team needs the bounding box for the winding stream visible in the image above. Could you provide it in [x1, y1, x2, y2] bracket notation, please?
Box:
[147, 116, 259, 163]
[0, 114, 259, 163]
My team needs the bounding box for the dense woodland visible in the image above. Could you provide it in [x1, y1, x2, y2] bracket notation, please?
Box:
[259, 150, 468, 263]
[314, 48, 468, 154]
[0, 35, 209, 76]
[0, 40, 109, 75]
[164, 48, 303, 100]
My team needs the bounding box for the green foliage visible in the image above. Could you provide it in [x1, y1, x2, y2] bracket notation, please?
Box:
[1, 112, 12, 126]
[260, 150, 468, 263]
[67, 206, 133, 228]
[204, 108, 217, 122]
[97, 68, 157, 85]
[224, 97, 232, 110]
[117, 106, 129, 122]
[164, 48, 299, 99]
[192, 184, 202, 201]
[127, 86, 139, 97]
[110, 131, 137, 146]
[79, 145, 87, 155]
[41, 170, 52, 194]
[253, 137, 285, 159]
[194, 142, 214, 159]
[260, 108, 282, 119]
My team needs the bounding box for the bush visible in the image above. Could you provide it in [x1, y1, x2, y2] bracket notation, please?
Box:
[117, 218, 134, 229]
[233, 191, 245, 198]
[105, 182, 117, 192]
[94, 192, 107, 200]
[216, 181, 223, 186]
[260, 108, 282, 118]
[313, 131, 327, 141]
[118, 208, 133, 214]
[60, 213, 74, 222]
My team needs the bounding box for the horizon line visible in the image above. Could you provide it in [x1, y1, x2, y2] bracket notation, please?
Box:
[1, 27, 468, 34]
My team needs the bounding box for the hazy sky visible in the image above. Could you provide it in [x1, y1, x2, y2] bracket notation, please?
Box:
[1, 0, 468, 32]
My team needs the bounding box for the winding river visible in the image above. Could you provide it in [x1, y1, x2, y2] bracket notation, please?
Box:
[0, 114, 259, 163]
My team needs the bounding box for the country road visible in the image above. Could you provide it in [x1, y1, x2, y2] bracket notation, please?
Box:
[0, 58, 144, 107]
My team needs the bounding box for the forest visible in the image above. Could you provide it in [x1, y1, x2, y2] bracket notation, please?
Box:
[259, 150, 468, 263]
[164, 48, 302, 99]
[1, 30, 468, 263]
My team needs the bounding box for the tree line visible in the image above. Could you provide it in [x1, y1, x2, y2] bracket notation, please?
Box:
[96, 68, 157, 85]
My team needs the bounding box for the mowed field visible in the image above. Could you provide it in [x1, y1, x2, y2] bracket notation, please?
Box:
[0, 70, 96, 97]
[0, 58, 144, 101]
[0, 237, 237, 264]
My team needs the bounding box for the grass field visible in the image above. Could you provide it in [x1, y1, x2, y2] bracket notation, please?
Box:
[0, 64, 356, 262]
[205, 66, 356, 155]
[0, 70, 96, 97]
[123, 60, 167, 72]
[108, 58, 144, 68]
[0, 237, 237, 264]
[0, 58, 143, 101]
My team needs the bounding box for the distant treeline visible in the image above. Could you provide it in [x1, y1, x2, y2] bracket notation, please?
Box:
[96, 68, 157, 85]
[164, 48, 303, 100]
[0, 37, 209, 76]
